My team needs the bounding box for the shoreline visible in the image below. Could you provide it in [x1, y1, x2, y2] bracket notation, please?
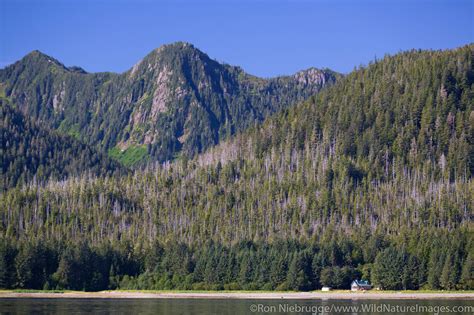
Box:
[0, 291, 473, 300]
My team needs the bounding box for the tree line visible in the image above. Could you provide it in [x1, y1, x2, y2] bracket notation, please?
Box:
[0, 228, 472, 291]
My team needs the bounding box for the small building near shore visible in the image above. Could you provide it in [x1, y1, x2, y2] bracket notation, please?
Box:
[351, 280, 372, 291]
[321, 286, 332, 291]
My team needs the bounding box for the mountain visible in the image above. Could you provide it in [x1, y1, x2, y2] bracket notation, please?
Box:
[0, 45, 472, 291]
[0, 100, 125, 191]
[0, 42, 339, 165]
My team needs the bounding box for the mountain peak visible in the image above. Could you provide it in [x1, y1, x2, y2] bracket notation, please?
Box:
[26, 49, 47, 57]
[151, 41, 208, 61]
[25, 50, 59, 62]
[14, 51, 87, 74]
[129, 42, 211, 76]
[19, 50, 68, 71]
[292, 67, 331, 85]
[155, 41, 196, 52]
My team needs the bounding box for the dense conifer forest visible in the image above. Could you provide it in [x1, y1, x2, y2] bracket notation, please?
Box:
[0, 101, 125, 191]
[0, 44, 472, 291]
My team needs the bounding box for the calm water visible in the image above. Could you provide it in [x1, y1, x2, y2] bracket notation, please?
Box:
[0, 298, 473, 314]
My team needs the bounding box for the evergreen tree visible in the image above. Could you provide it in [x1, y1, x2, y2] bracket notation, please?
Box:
[372, 247, 406, 290]
[459, 252, 474, 290]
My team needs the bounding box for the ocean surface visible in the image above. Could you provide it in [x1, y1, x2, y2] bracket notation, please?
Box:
[0, 298, 473, 314]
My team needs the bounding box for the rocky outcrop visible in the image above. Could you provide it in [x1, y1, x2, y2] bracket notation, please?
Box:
[0, 42, 340, 164]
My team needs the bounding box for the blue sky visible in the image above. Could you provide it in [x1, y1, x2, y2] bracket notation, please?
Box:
[1, 0, 472, 77]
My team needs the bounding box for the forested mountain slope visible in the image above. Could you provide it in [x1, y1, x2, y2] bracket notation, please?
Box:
[0, 45, 472, 292]
[3, 45, 471, 241]
[0, 101, 125, 191]
[0, 42, 338, 165]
